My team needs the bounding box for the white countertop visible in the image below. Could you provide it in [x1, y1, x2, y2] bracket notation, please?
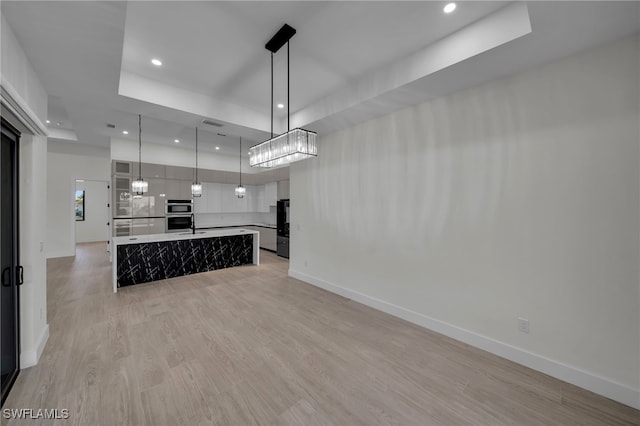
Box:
[196, 223, 277, 230]
[112, 228, 258, 246]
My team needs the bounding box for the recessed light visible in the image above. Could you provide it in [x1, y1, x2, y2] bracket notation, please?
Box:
[56, 122, 61, 126]
[122, 130, 129, 135]
[46, 120, 50, 124]
[151, 58, 162, 66]
[174, 139, 180, 143]
[215, 146, 220, 150]
[277, 103, 285, 109]
[444, 2, 456, 13]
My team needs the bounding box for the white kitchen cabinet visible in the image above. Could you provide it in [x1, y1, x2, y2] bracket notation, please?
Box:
[193, 194, 207, 213]
[148, 217, 166, 234]
[147, 178, 166, 217]
[244, 226, 276, 251]
[277, 180, 290, 200]
[113, 218, 131, 237]
[112, 160, 132, 176]
[193, 182, 223, 213]
[256, 185, 267, 212]
[222, 183, 247, 212]
[265, 182, 277, 207]
[165, 165, 194, 180]
[165, 179, 193, 200]
[206, 183, 223, 213]
[141, 163, 165, 179]
[260, 227, 277, 251]
[113, 176, 132, 218]
[244, 185, 257, 212]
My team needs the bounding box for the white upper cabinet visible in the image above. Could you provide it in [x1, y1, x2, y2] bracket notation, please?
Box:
[277, 179, 290, 200]
[222, 183, 246, 212]
[265, 182, 278, 206]
[205, 183, 223, 213]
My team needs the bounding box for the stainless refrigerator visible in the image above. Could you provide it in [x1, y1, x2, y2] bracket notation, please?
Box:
[277, 199, 290, 258]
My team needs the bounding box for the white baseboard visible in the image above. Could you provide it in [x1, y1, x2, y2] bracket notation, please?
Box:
[289, 269, 640, 410]
[20, 324, 49, 369]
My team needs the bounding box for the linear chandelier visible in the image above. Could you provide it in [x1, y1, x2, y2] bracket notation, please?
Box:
[249, 24, 317, 168]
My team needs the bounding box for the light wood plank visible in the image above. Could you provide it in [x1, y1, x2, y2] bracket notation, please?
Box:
[3, 242, 638, 426]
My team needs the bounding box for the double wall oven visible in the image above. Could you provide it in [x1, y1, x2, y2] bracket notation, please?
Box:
[165, 199, 193, 233]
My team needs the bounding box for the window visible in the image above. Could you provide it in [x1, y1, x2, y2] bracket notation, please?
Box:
[75, 190, 85, 221]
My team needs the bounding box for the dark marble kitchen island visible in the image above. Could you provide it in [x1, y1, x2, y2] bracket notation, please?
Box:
[111, 228, 259, 292]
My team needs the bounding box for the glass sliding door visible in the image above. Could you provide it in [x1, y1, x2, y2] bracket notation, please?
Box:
[1, 118, 21, 405]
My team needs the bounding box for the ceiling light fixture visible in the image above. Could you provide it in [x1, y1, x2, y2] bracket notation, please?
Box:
[215, 146, 220, 150]
[277, 103, 284, 109]
[191, 128, 202, 197]
[46, 120, 50, 124]
[235, 136, 246, 198]
[151, 58, 162, 66]
[122, 130, 129, 135]
[249, 24, 317, 168]
[174, 139, 180, 143]
[131, 114, 148, 196]
[444, 2, 456, 14]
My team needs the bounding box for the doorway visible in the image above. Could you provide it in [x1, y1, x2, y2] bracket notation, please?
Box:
[1, 118, 21, 405]
[74, 180, 110, 249]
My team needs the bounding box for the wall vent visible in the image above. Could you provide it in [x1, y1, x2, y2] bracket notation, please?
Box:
[201, 119, 223, 127]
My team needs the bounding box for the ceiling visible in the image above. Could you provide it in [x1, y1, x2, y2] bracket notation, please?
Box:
[1, 1, 639, 162]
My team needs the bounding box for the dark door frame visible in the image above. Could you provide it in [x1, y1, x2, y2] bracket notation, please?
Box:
[1, 117, 21, 406]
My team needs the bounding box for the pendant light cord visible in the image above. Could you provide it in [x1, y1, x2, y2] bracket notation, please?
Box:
[239, 136, 242, 187]
[271, 52, 274, 139]
[138, 114, 142, 179]
[195, 127, 198, 182]
[287, 41, 290, 133]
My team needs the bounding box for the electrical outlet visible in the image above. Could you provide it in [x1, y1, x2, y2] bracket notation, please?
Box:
[518, 317, 530, 333]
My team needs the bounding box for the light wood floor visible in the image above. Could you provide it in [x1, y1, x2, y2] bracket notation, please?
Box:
[4, 242, 639, 425]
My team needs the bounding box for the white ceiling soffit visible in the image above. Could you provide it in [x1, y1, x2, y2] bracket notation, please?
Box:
[47, 127, 78, 143]
[303, 1, 640, 135]
[293, 2, 530, 132]
[118, 1, 515, 138]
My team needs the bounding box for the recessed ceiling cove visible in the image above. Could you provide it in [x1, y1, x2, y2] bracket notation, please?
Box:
[118, 1, 516, 136]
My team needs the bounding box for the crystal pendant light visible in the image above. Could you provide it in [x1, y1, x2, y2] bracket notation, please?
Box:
[131, 114, 148, 196]
[249, 24, 317, 168]
[191, 127, 202, 197]
[235, 136, 246, 198]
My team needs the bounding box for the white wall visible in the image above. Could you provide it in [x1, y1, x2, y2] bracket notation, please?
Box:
[290, 36, 640, 408]
[1, 14, 49, 368]
[111, 137, 258, 174]
[75, 180, 109, 243]
[47, 142, 110, 257]
[0, 14, 47, 121]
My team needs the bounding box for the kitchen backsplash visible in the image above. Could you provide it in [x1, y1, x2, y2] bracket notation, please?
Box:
[194, 210, 276, 228]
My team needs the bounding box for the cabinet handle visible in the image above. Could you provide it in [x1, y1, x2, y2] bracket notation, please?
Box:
[1, 267, 10, 287]
[17, 266, 24, 285]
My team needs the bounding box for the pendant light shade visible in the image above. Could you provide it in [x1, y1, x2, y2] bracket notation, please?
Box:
[249, 24, 317, 168]
[192, 127, 202, 197]
[132, 114, 148, 196]
[235, 136, 245, 198]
